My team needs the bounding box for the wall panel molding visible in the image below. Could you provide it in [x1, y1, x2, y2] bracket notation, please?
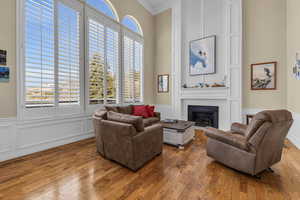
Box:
[0, 115, 94, 162]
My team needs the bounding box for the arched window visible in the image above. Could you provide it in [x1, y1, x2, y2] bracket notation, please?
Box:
[122, 16, 143, 36]
[86, 0, 119, 21]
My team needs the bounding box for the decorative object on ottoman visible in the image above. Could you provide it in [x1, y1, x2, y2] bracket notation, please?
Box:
[160, 120, 195, 149]
[203, 110, 293, 176]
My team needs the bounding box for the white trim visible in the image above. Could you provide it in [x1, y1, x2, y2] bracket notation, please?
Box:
[171, 0, 182, 119]
[137, 0, 171, 15]
[0, 115, 94, 162]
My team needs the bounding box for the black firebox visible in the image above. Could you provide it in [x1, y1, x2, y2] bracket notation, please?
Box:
[188, 105, 219, 128]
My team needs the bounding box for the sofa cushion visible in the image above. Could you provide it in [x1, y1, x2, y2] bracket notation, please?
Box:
[143, 117, 160, 127]
[105, 106, 119, 113]
[118, 105, 133, 115]
[133, 105, 150, 118]
[147, 105, 155, 117]
[107, 111, 144, 132]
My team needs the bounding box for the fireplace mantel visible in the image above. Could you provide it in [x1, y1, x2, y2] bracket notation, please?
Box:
[171, 0, 243, 126]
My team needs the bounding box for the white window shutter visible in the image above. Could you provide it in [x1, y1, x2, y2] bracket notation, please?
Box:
[57, 2, 81, 105]
[25, 0, 55, 107]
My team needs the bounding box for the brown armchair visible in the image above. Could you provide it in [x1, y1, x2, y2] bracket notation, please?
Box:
[204, 110, 293, 176]
[93, 106, 163, 171]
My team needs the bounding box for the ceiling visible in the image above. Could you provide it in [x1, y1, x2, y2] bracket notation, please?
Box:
[137, 0, 171, 15]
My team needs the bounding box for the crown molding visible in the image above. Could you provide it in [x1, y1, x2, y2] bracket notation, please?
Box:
[137, 0, 171, 15]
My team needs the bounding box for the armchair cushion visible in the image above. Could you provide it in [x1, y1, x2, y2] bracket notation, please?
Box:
[118, 105, 133, 115]
[143, 117, 160, 127]
[231, 123, 247, 136]
[105, 106, 119, 113]
[107, 111, 144, 132]
[204, 127, 249, 151]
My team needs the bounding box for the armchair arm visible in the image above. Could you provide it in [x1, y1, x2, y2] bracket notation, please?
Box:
[101, 120, 138, 137]
[154, 112, 161, 121]
[204, 127, 249, 151]
[231, 123, 248, 136]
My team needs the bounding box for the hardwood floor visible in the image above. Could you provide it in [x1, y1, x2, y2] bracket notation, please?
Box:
[0, 130, 300, 200]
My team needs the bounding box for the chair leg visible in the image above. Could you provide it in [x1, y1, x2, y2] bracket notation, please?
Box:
[253, 174, 261, 179]
[268, 167, 274, 173]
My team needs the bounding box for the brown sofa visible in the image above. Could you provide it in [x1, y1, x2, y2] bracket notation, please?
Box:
[204, 110, 293, 176]
[93, 105, 163, 171]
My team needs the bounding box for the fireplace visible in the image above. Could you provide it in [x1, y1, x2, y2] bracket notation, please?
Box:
[188, 105, 219, 128]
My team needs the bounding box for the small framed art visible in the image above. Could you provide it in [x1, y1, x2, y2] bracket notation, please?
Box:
[251, 62, 277, 90]
[158, 74, 169, 93]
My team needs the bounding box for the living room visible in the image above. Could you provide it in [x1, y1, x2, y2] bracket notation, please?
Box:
[0, 0, 300, 199]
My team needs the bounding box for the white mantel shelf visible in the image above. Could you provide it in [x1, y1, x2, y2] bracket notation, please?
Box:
[180, 87, 229, 100]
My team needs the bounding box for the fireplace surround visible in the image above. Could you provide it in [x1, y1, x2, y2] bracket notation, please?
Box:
[188, 105, 219, 128]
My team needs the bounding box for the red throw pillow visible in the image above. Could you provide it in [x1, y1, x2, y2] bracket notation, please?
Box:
[147, 105, 155, 117]
[133, 105, 149, 118]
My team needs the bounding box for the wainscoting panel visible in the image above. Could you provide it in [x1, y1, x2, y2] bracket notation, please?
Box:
[0, 115, 94, 162]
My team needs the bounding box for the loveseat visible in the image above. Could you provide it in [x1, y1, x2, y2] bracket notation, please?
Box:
[93, 105, 163, 171]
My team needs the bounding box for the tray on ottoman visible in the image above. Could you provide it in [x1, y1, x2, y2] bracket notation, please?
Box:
[160, 120, 195, 149]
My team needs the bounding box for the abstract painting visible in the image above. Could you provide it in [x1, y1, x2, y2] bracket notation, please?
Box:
[251, 62, 277, 90]
[158, 74, 169, 93]
[189, 35, 216, 75]
[0, 67, 9, 82]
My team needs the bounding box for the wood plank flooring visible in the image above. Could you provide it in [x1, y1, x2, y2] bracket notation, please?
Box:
[0, 130, 300, 200]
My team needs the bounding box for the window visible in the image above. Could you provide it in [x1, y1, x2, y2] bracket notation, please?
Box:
[86, 7, 119, 105]
[122, 17, 143, 103]
[25, 0, 55, 107]
[21, 0, 143, 116]
[24, 0, 82, 108]
[86, 0, 119, 21]
[58, 2, 81, 105]
[122, 16, 143, 35]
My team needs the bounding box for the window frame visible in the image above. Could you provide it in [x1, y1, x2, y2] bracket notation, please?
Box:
[84, 5, 122, 113]
[18, 0, 85, 120]
[17, 0, 144, 119]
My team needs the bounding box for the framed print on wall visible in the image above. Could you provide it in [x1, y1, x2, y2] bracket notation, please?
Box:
[158, 74, 169, 93]
[189, 35, 216, 75]
[251, 62, 277, 90]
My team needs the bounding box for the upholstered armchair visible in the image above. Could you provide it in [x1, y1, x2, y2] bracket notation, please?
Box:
[204, 110, 293, 176]
[93, 106, 163, 171]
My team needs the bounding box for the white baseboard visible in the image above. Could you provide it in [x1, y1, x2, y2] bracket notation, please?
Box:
[0, 115, 94, 162]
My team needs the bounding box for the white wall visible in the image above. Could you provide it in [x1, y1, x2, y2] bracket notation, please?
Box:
[182, 0, 227, 86]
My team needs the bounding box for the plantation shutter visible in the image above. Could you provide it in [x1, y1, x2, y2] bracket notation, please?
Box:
[123, 31, 143, 103]
[25, 0, 55, 107]
[106, 27, 119, 104]
[88, 19, 105, 104]
[123, 35, 134, 103]
[134, 41, 143, 102]
[87, 6, 120, 105]
[57, 2, 81, 105]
